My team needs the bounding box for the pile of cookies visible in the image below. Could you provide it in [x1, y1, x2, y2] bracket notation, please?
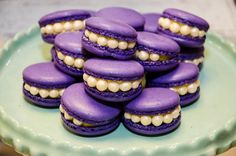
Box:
[22, 7, 209, 136]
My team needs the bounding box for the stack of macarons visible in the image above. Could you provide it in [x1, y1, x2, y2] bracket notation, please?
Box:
[22, 7, 209, 137]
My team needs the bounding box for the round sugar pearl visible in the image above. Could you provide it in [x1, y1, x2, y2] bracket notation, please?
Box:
[73, 20, 84, 30]
[108, 82, 119, 93]
[24, 84, 31, 91]
[150, 53, 160, 61]
[64, 112, 72, 120]
[39, 89, 49, 98]
[128, 42, 136, 49]
[170, 22, 180, 33]
[57, 52, 65, 60]
[53, 23, 63, 33]
[140, 116, 152, 126]
[59, 89, 65, 96]
[199, 30, 205, 37]
[180, 25, 191, 35]
[163, 114, 173, 124]
[187, 83, 197, 93]
[96, 79, 108, 91]
[152, 115, 163, 127]
[87, 76, 97, 87]
[30, 87, 39, 95]
[124, 112, 131, 119]
[49, 90, 59, 98]
[74, 58, 84, 68]
[40, 27, 46, 34]
[178, 86, 188, 95]
[64, 56, 74, 66]
[162, 18, 171, 29]
[191, 27, 199, 37]
[107, 39, 118, 49]
[120, 82, 132, 92]
[138, 51, 149, 61]
[97, 36, 107, 46]
[172, 109, 180, 119]
[83, 73, 89, 81]
[63, 22, 72, 31]
[118, 41, 128, 50]
[59, 105, 65, 113]
[45, 25, 54, 34]
[84, 30, 90, 37]
[73, 118, 82, 126]
[89, 33, 98, 43]
[132, 80, 140, 89]
[131, 115, 140, 123]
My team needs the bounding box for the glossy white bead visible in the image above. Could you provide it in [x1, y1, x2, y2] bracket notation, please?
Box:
[57, 52, 65, 60]
[162, 18, 172, 29]
[191, 27, 199, 37]
[97, 36, 107, 46]
[140, 116, 152, 126]
[124, 112, 131, 119]
[74, 58, 84, 68]
[40, 27, 46, 34]
[107, 39, 118, 49]
[158, 17, 164, 25]
[96, 79, 108, 91]
[199, 57, 204, 63]
[59, 89, 64, 96]
[138, 51, 149, 61]
[131, 115, 140, 123]
[24, 84, 31, 91]
[152, 115, 163, 127]
[73, 20, 83, 30]
[45, 25, 54, 34]
[87, 76, 97, 87]
[53, 23, 63, 33]
[30, 86, 39, 95]
[89, 33, 98, 43]
[132, 80, 140, 89]
[172, 109, 180, 119]
[118, 41, 128, 50]
[64, 56, 75, 66]
[64, 112, 72, 120]
[195, 80, 200, 87]
[120, 82, 132, 92]
[83, 73, 89, 81]
[84, 30, 90, 37]
[199, 30, 206, 37]
[39, 89, 49, 98]
[59, 105, 65, 113]
[187, 83, 197, 93]
[108, 82, 119, 93]
[178, 86, 188, 95]
[180, 25, 191, 35]
[73, 118, 83, 126]
[163, 114, 173, 124]
[49, 90, 59, 98]
[63, 22, 72, 31]
[128, 42, 136, 49]
[170, 22, 180, 33]
[150, 53, 160, 61]
[193, 59, 199, 65]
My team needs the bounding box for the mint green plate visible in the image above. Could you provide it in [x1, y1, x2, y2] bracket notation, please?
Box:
[0, 26, 236, 156]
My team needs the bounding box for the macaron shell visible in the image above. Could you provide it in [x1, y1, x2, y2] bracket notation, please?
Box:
[137, 32, 180, 53]
[23, 62, 77, 88]
[54, 32, 84, 54]
[84, 58, 144, 80]
[163, 8, 209, 30]
[179, 46, 204, 60]
[61, 83, 120, 124]
[125, 88, 180, 115]
[180, 88, 200, 106]
[85, 17, 137, 38]
[143, 13, 161, 33]
[96, 7, 145, 30]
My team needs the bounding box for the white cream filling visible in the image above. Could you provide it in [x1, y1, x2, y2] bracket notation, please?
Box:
[124, 106, 181, 127]
[24, 83, 64, 98]
[84, 30, 136, 50]
[170, 80, 200, 96]
[83, 73, 143, 92]
[158, 17, 206, 38]
[135, 50, 171, 61]
[40, 20, 85, 35]
[59, 105, 93, 127]
[56, 50, 84, 69]
[183, 57, 204, 65]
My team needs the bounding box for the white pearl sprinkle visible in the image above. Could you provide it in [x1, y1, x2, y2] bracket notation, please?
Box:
[170, 22, 180, 33]
[187, 83, 197, 93]
[138, 51, 149, 61]
[178, 86, 188, 95]
[73, 20, 84, 30]
[57, 52, 65, 60]
[96, 79, 108, 91]
[191, 27, 199, 37]
[158, 17, 164, 25]
[53, 23, 63, 33]
[64, 112, 73, 120]
[124, 112, 131, 119]
[163, 114, 173, 124]
[63, 22, 72, 32]
[89, 33, 98, 43]
[74, 58, 84, 68]
[39, 89, 49, 98]
[172, 109, 180, 119]
[73, 118, 83, 126]
[162, 18, 172, 29]
[132, 80, 140, 89]
[59, 105, 65, 113]
[108, 82, 119, 93]
[195, 80, 200, 87]
[40, 27, 46, 34]
[199, 30, 206, 37]
[85, 30, 90, 37]
[45, 25, 54, 34]
[120, 81, 132, 92]
[150, 53, 160, 61]
[87, 76, 97, 87]
[193, 59, 199, 65]
[97, 36, 107, 46]
[83, 73, 89, 81]
[118, 41, 128, 50]
[140, 116, 152, 126]
[131, 115, 140, 123]
[59, 89, 65, 96]
[24, 84, 31, 91]
[128, 42, 136, 49]
[64, 56, 75, 66]
[152, 115, 163, 127]
[180, 25, 191, 35]
[30, 86, 39, 95]
[107, 39, 118, 49]
[49, 90, 59, 98]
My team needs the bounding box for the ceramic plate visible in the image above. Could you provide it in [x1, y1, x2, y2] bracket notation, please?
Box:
[0, 26, 236, 156]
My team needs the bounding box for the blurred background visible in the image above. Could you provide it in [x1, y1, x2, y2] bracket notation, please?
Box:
[0, 0, 235, 155]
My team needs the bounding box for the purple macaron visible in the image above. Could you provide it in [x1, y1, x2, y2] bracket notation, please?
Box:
[179, 46, 204, 69]
[135, 32, 180, 72]
[158, 8, 209, 47]
[52, 31, 87, 77]
[96, 7, 145, 31]
[143, 13, 161, 33]
[82, 17, 137, 60]
[23, 62, 77, 107]
[123, 88, 181, 136]
[60, 83, 120, 136]
[148, 63, 200, 106]
[83, 58, 145, 102]
[38, 9, 92, 43]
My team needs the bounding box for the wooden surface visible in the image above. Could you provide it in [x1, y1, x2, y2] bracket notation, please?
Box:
[0, 0, 235, 155]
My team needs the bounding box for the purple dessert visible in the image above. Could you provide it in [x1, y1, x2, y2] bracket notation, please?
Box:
[148, 63, 200, 106]
[135, 32, 180, 72]
[83, 58, 145, 102]
[23, 62, 77, 107]
[38, 9, 91, 43]
[60, 83, 120, 136]
[96, 7, 145, 31]
[52, 31, 87, 77]
[123, 88, 181, 136]
[82, 17, 137, 60]
[158, 8, 209, 47]
[179, 46, 204, 69]
[143, 13, 161, 33]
